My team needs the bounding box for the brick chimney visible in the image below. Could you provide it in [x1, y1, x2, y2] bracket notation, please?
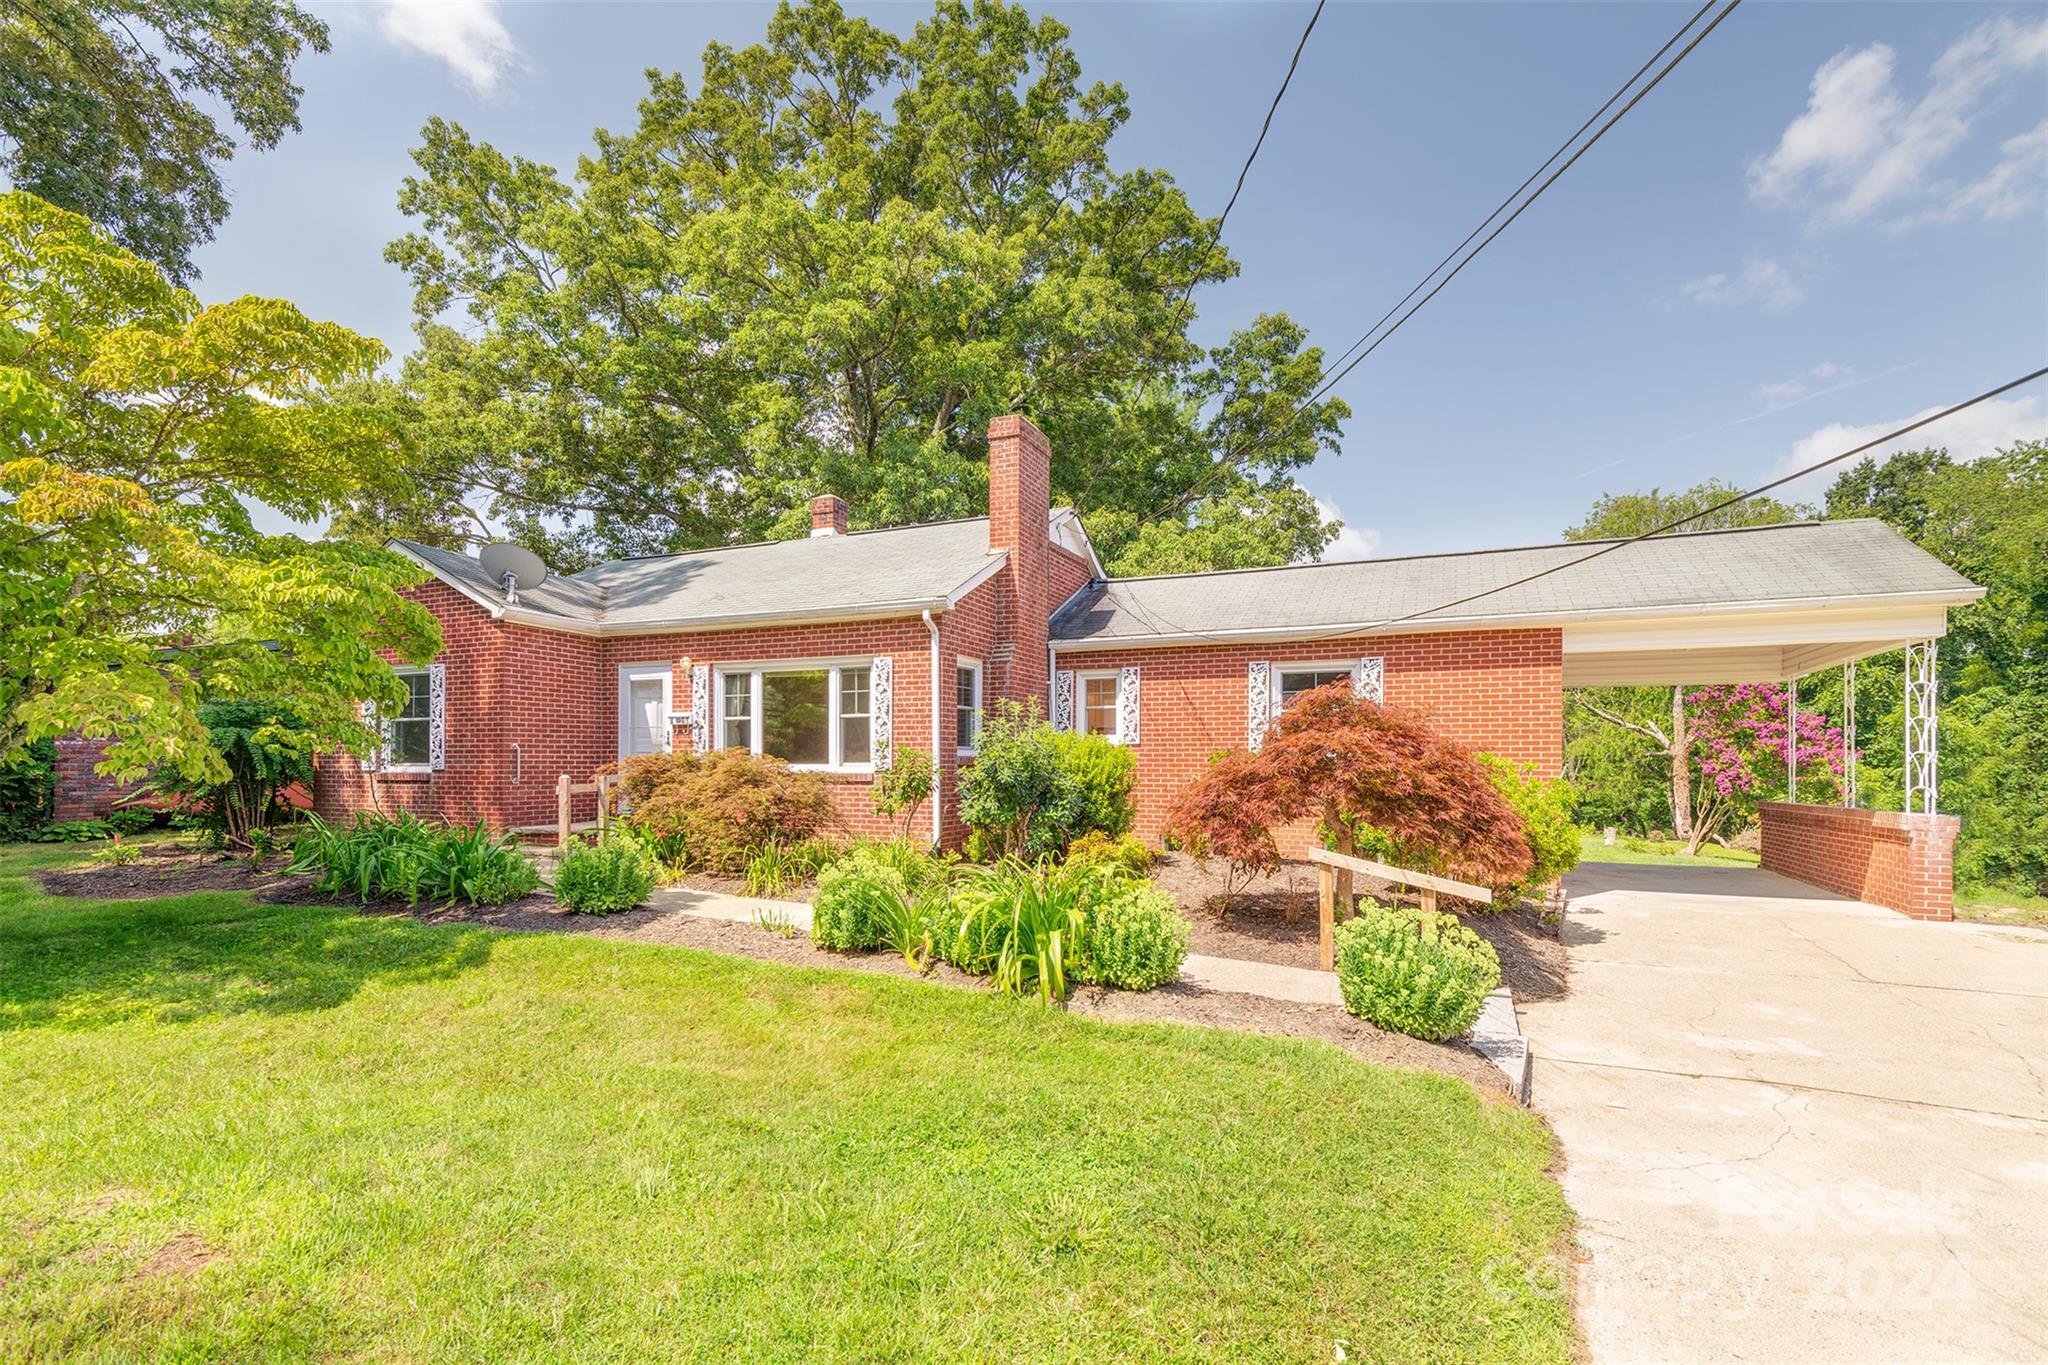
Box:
[987, 413, 1051, 705]
[809, 494, 848, 537]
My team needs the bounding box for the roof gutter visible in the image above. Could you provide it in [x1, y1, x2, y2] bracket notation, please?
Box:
[1048, 586, 1989, 651]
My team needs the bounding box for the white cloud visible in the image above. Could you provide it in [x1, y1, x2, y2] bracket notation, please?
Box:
[1749, 15, 2048, 227]
[1770, 394, 2044, 496]
[1756, 361, 1850, 405]
[1313, 497, 1381, 562]
[1676, 258, 1805, 312]
[1891, 117, 2048, 229]
[378, 0, 525, 97]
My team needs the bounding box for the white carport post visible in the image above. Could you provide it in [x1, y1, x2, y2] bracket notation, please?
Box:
[1842, 659, 1857, 808]
[1905, 640, 1939, 814]
[1785, 677, 1798, 802]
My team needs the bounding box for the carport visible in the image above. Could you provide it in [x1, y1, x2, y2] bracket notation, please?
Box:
[1559, 530, 1983, 919]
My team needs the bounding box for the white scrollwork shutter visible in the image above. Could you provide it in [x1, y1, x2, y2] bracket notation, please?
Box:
[1246, 661, 1271, 752]
[359, 700, 381, 771]
[870, 656, 894, 770]
[689, 664, 710, 752]
[1354, 657, 1384, 705]
[1117, 666, 1141, 745]
[1051, 670, 1075, 731]
[427, 663, 448, 771]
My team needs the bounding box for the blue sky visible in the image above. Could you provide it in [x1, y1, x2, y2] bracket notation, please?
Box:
[196, 1, 2048, 557]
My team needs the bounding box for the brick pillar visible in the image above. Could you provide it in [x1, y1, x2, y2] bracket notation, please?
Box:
[987, 414, 1051, 708]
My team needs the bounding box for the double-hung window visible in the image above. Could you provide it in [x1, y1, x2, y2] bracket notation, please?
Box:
[1077, 672, 1122, 742]
[717, 662, 874, 770]
[1275, 664, 1353, 712]
[956, 659, 983, 754]
[383, 669, 432, 768]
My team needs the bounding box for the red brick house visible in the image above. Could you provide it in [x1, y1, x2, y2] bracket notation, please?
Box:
[62, 412, 1983, 916]
[311, 413, 1984, 914]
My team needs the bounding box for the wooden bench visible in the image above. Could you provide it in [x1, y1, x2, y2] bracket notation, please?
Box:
[1304, 847, 1492, 971]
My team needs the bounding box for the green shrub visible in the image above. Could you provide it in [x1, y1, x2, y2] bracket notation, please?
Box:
[149, 698, 315, 848]
[1073, 882, 1187, 991]
[811, 849, 912, 951]
[1049, 730, 1136, 838]
[956, 701, 1083, 860]
[617, 750, 837, 873]
[1334, 904, 1501, 1041]
[870, 748, 934, 841]
[1065, 830, 1153, 875]
[553, 834, 657, 915]
[0, 738, 56, 838]
[828, 837, 954, 893]
[286, 812, 539, 907]
[1478, 754, 1579, 905]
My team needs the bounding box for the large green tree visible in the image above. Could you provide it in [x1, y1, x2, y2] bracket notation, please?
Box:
[1821, 443, 2047, 894]
[376, 0, 1347, 573]
[0, 192, 438, 786]
[0, 0, 329, 283]
[1563, 481, 1806, 840]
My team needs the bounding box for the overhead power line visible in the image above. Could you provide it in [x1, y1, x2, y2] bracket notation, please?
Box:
[1119, 365, 2048, 654]
[1143, 0, 1740, 528]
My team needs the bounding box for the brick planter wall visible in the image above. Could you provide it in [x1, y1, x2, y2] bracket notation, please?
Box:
[1758, 801, 1961, 921]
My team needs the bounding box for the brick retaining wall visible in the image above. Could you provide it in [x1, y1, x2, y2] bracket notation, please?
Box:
[1758, 801, 1960, 921]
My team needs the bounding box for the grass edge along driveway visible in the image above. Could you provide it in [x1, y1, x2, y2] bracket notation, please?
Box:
[0, 842, 1573, 1362]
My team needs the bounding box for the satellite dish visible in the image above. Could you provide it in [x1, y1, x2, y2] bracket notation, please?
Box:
[479, 542, 548, 604]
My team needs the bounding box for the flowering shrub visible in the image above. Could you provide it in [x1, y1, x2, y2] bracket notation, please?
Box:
[1334, 904, 1501, 1040]
[616, 750, 836, 873]
[1685, 683, 1846, 850]
[1166, 684, 1532, 889]
[1074, 881, 1188, 991]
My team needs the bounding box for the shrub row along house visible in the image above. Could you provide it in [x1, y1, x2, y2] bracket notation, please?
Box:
[58, 414, 1983, 917]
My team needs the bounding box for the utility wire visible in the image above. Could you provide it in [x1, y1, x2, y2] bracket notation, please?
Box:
[1162, 0, 1326, 335]
[1142, 0, 1739, 528]
[1110, 365, 2048, 655]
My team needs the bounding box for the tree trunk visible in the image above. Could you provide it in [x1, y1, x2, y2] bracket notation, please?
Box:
[1668, 685, 1693, 841]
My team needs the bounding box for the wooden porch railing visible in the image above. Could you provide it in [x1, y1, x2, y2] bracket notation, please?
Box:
[1304, 847, 1492, 971]
[555, 771, 617, 848]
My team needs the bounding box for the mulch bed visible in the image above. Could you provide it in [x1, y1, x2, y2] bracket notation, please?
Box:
[1149, 851, 1569, 1002]
[36, 846, 296, 901]
[32, 843, 1523, 1094]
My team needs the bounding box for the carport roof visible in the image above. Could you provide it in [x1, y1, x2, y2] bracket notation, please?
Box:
[1049, 519, 1982, 647]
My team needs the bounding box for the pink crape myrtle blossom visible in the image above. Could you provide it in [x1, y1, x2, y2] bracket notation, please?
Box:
[1681, 683, 1850, 850]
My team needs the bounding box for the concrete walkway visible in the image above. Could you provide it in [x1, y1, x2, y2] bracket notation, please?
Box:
[1521, 862, 2048, 1363]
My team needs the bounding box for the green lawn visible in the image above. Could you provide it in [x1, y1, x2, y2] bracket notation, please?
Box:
[0, 842, 1572, 1362]
[1954, 883, 2048, 930]
[1575, 831, 1761, 868]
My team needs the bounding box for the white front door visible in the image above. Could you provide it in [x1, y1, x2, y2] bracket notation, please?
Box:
[618, 666, 672, 757]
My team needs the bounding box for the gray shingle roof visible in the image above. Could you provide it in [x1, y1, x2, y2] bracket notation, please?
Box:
[394, 517, 1007, 629]
[1050, 520, 1981, 645]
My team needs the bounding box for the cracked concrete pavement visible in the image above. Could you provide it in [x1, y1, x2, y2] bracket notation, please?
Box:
[1520, 862, 2048, 1363]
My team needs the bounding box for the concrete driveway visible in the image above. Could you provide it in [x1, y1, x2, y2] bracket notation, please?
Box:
[1519, 862, 2048, 1363]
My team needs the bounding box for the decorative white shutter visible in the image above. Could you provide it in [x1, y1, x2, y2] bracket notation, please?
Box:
[1117, 666, 1141, 746]
[1246, 661, 1272, 752]
[688, 663, 710, 752]
[870, 656, 894, 770]
[359, 700, 380, 771]
[427, 663, 447, 771]
[1354, 656, 1384, 705]
[1051, 669, 1075, 731]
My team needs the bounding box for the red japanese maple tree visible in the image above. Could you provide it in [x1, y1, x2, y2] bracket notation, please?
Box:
[1165, 683, 1533, 892]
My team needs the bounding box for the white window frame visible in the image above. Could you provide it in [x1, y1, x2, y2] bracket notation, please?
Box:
[382, 667, 434, 773]
[955, 657, 984, 757]
[617, 663, 675, 759]
[1075, 669, 1125, 744]
[713, 658, 876, 773]
[1272, 661, 1358, 714]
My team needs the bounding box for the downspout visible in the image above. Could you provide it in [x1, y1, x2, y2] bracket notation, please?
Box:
[923, 610, 943, 850]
